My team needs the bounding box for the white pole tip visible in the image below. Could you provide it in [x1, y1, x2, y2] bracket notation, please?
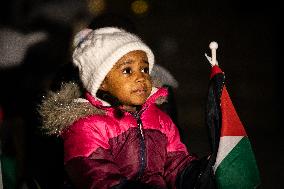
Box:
[209, 41, 218, 49]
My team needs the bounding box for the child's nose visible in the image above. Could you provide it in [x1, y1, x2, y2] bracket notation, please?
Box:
[135, 72, 146, 83]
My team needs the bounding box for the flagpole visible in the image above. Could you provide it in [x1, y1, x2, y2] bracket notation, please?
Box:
[205, 41, 219, 67]
[209, 41, 218, 66]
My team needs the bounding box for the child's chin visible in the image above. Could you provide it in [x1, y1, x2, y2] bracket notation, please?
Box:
[129, 99, 147, 106]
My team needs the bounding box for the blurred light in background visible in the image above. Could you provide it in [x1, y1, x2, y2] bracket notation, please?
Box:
[88, 0, 106, 16]
[0, 28, 48, 68]
[131, 0, 149, 15]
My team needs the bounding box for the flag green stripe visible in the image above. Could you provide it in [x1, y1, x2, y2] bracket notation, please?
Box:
[215, 137, 261, 189]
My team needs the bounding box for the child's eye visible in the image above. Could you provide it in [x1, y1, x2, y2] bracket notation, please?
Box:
[141, 67, 149, 74]
[122, 67, 132, 74]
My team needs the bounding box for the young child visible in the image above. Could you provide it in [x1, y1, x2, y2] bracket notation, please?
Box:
[39, 27, 213, 189]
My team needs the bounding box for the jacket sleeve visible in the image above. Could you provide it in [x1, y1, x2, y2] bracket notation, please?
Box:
[159, 113, 197, 188]
[62, 117, 124, 189]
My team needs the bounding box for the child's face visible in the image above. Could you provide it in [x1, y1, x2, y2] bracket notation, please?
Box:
[100, 50, 152, 108]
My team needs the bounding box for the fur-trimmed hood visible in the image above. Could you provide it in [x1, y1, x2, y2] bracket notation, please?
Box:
[38, 82, 168, 136]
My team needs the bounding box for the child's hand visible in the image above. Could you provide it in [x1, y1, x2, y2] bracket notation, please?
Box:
[177, 155, 216, 189]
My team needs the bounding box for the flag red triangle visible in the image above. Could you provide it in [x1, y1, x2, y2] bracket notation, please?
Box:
[220, 87, 247, 137]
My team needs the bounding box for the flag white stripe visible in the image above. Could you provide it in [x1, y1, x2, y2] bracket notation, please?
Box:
[213, 136, 243, 172]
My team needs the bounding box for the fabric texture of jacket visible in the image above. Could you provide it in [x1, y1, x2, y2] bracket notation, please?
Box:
[39, 83, 196, 189]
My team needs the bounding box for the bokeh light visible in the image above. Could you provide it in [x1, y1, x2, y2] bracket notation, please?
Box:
[88, 0, 106, 16]
[131, 0, 149, 15]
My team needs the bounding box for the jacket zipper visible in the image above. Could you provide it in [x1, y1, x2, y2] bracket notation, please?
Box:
[133, 112, 146, 180]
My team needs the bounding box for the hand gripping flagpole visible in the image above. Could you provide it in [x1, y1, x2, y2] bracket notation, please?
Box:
[205, 41, 218, 67]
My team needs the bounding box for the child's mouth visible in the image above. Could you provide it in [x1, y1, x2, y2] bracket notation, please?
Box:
[132, 88, 147, 95]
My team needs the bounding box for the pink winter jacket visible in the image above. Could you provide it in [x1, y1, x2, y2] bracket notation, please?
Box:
[39, 84, 196, 189]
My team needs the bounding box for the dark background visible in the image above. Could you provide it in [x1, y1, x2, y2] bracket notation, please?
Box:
[0, 0, 282, 188]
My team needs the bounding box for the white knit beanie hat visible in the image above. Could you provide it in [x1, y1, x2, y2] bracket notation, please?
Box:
[72, 27, 155, 97]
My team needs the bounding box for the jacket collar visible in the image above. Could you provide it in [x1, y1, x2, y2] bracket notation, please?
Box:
[85, 87, 168, 111]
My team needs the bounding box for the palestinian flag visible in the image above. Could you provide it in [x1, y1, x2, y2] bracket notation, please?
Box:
[207, 66, 261, 188]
